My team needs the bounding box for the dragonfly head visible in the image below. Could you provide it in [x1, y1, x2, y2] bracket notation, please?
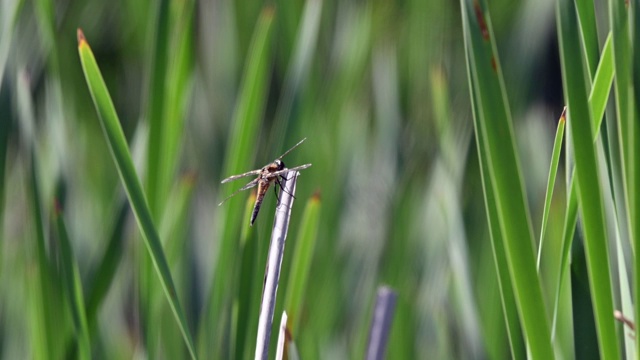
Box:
[274, 159, 286, 170]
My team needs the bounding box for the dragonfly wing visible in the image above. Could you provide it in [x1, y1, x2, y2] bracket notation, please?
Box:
[240, 178, 260, 191]
[276, 138, 307, 160]
[287, 164, 312, 172]
[218, 178, 259, 206]
[269, 164, 312, 177]
[221, 169, 262, 183]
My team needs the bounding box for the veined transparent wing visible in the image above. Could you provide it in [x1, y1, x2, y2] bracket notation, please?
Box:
[218, 178, 260, 206]
[220, 168, 263, 184]
[276, 138, 307, 160]
[268, 164, 312, 178]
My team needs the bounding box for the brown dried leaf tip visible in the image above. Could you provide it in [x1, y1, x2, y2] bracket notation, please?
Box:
[77, 28, 86, 45]
[559, 106, 567, 124]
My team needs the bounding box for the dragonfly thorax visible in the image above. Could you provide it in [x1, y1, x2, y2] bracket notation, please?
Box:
[218, 137, 311, 226]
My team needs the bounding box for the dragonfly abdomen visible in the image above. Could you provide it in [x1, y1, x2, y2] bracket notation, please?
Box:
[250, 179, 271, 226]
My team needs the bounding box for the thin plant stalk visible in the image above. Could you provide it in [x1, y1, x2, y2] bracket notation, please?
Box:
[275, 311, 288, 360]
[255, 171, 300, 360]
[365, 286, 398, 360]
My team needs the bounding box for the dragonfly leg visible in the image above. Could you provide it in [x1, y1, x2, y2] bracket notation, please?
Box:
[273, 182, 281, 205]
[275, 175, 296, 202]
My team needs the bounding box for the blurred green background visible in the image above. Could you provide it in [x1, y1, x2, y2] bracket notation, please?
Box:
[0, 0, 586, 358]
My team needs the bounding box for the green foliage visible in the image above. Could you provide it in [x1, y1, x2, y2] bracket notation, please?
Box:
[1, 0, 638, 358]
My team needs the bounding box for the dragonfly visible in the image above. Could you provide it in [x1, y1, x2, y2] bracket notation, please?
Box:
[218, 138, 312, 226]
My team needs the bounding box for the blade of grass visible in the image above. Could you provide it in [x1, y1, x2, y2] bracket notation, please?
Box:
[152, 173, 197, 358]
[284, 192, 320, 336]
[610, 0, 634, 254]
[18, 67, 61, 359]
[537, 109, 566, 270]
[589, 34, 614, 133]
[551, 31, 614, 338]
[557, 0, 619, 357]
[85, 201, 129, 328]
[269, 0, 322, 149]
[76, 29, 197, 360]
[632, 0, 640, 354]
[469, 78, 525, 358]
[232, 192, 259, 360]
[464, 28, 524, 360]
[53, 200, 90, 360]
[461, 0, 553, 356]
[141, 1, 179, 351]
[33, 0, 59, 72]
[145, 0, 170, 218]
[28, 154, 54, 360]
[551, 177, 578, 338]
[575, 0, 599, 77]
[157, 0, 195, 213]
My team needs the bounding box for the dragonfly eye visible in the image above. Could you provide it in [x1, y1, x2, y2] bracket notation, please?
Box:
[275, 159, 285, 170]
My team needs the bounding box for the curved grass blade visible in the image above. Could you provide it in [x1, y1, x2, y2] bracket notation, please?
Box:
[85, 201, 128, 327]
[28, 154, 55, 360]
[610, 0, 633, 207]
[633, 0, 640, 354]
[537, 109, 566, 270]
[151, 0, 195, 216]
[150, 174, 197, 358]
[550, 33, 614, 338]
[284, 192, 321, 336]
[575, 0, 599, 77]
[76, 29, 197, 360]
[158, 2, 195, 214]
[551, 32, 614, 337]
[589, 34, 614, 133]
[232, 192, 259, 360]
[145, 0, 170, 217]
[557, 0, 619, 357]
[461, 0, 553, 356]
[269, 0, 322, 149]
[53, 201, 90, 360]
[468, 77, 524, 357]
